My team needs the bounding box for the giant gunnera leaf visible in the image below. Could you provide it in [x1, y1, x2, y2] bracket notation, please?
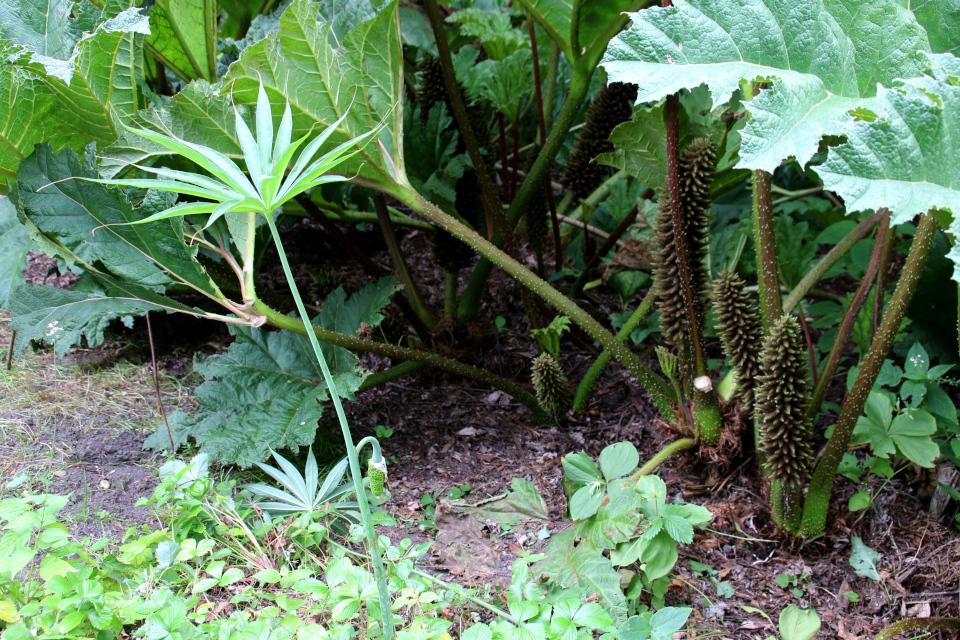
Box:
[813, 55, 960, 280]
[146, 278, 398, 466]
[602, 0, 938, 173]
[0, 4, 148, 182]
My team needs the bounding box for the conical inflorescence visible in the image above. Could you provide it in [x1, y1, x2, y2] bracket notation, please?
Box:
[755, 315, 815, 488]
[310, 269, 343, 303]
[712, 270, 764, 414]
[532, 353, 572, 417]
[652, 138, 717, 357]
[562, 82, 638, 199]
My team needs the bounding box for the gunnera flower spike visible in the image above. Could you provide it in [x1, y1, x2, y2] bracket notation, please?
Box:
[562, 82, 638, 199]
[532, 353, 573, 419]
[755, 315, 815, 530]
[652, 137, 717, 368]
[712, 270, 764, 414]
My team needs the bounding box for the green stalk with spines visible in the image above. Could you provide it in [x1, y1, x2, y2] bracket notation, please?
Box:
[573, 286, 657, 414]
[374, 195, 437, 330]
[800, 211, 938, 536]
[752, 169, 782, 330]
[873, 618, 960, 640]
[782, 211, 881, 315]
[755, 315, 814, 533]
[657, 94, 722, 443]
[806, 211, 888, 421]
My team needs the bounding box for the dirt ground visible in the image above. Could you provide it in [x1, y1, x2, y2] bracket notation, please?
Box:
[3, 221, 960, 638]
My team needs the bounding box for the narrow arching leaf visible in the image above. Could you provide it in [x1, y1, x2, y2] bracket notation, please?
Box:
[145, 0, 218, 82]
[602, 0, 934, 172]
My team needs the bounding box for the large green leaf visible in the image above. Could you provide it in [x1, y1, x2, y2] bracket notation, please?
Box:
[0, 57, 53, 183]
[516, 0, 636, 61]
[814, 57, 960, 231]
[0, 0, 78, 59]
[100, 81, 240, 179]
[10, 260, 213, 357]
[184, 324, 337, 467]
[155, 279, 395, 465]
[10, 282, 165, 358]
[13, 144, 220, 298]
[15, 8, 149, 150]
[145, 0, 219, 82]
[0, 197, 34, 309]
[909, 0, 960, 55]
[602, 0, 935, 172]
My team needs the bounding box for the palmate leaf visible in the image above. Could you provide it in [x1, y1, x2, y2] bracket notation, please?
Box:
[0, 57, 53, 184]
[106, 0, 406, 186]
[602, 0, 936, 172]
[145, 0, 218, 82]
[13, 145, 221, 297]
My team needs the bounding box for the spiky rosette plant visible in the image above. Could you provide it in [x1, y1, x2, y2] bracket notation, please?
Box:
[532, 353, 572, 418]
[90, 83, 395, 638]
[712, 271, 763, 414]
[562, 82, 638, 199]
[755, 315, 815, 530]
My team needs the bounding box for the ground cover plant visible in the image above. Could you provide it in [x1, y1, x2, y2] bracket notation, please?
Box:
[2, 0, 960, 637]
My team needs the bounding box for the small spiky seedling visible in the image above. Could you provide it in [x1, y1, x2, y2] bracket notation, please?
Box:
[310, 268, 343, 302]
[652, 138, 717, 358]
[532, 353, 572, 417]
[712, 271, 764, 414]
[562, 82, 638, 199]
[755, 315, 815, 488]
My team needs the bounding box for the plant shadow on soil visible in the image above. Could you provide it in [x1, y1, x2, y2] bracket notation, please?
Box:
[2, 223, 960, 637]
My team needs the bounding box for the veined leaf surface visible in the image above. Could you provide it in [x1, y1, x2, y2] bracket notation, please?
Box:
[602, 0, 935, 172]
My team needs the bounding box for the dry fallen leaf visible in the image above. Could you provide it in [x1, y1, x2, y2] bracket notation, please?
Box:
[53, 470, 65, 478]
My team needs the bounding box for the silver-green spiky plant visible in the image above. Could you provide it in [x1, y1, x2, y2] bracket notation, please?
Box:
[93, 84, 394, 638]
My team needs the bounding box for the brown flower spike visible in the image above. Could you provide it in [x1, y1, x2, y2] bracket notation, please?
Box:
[712, 270, 764, 414]
[755, 315, 815, 487]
